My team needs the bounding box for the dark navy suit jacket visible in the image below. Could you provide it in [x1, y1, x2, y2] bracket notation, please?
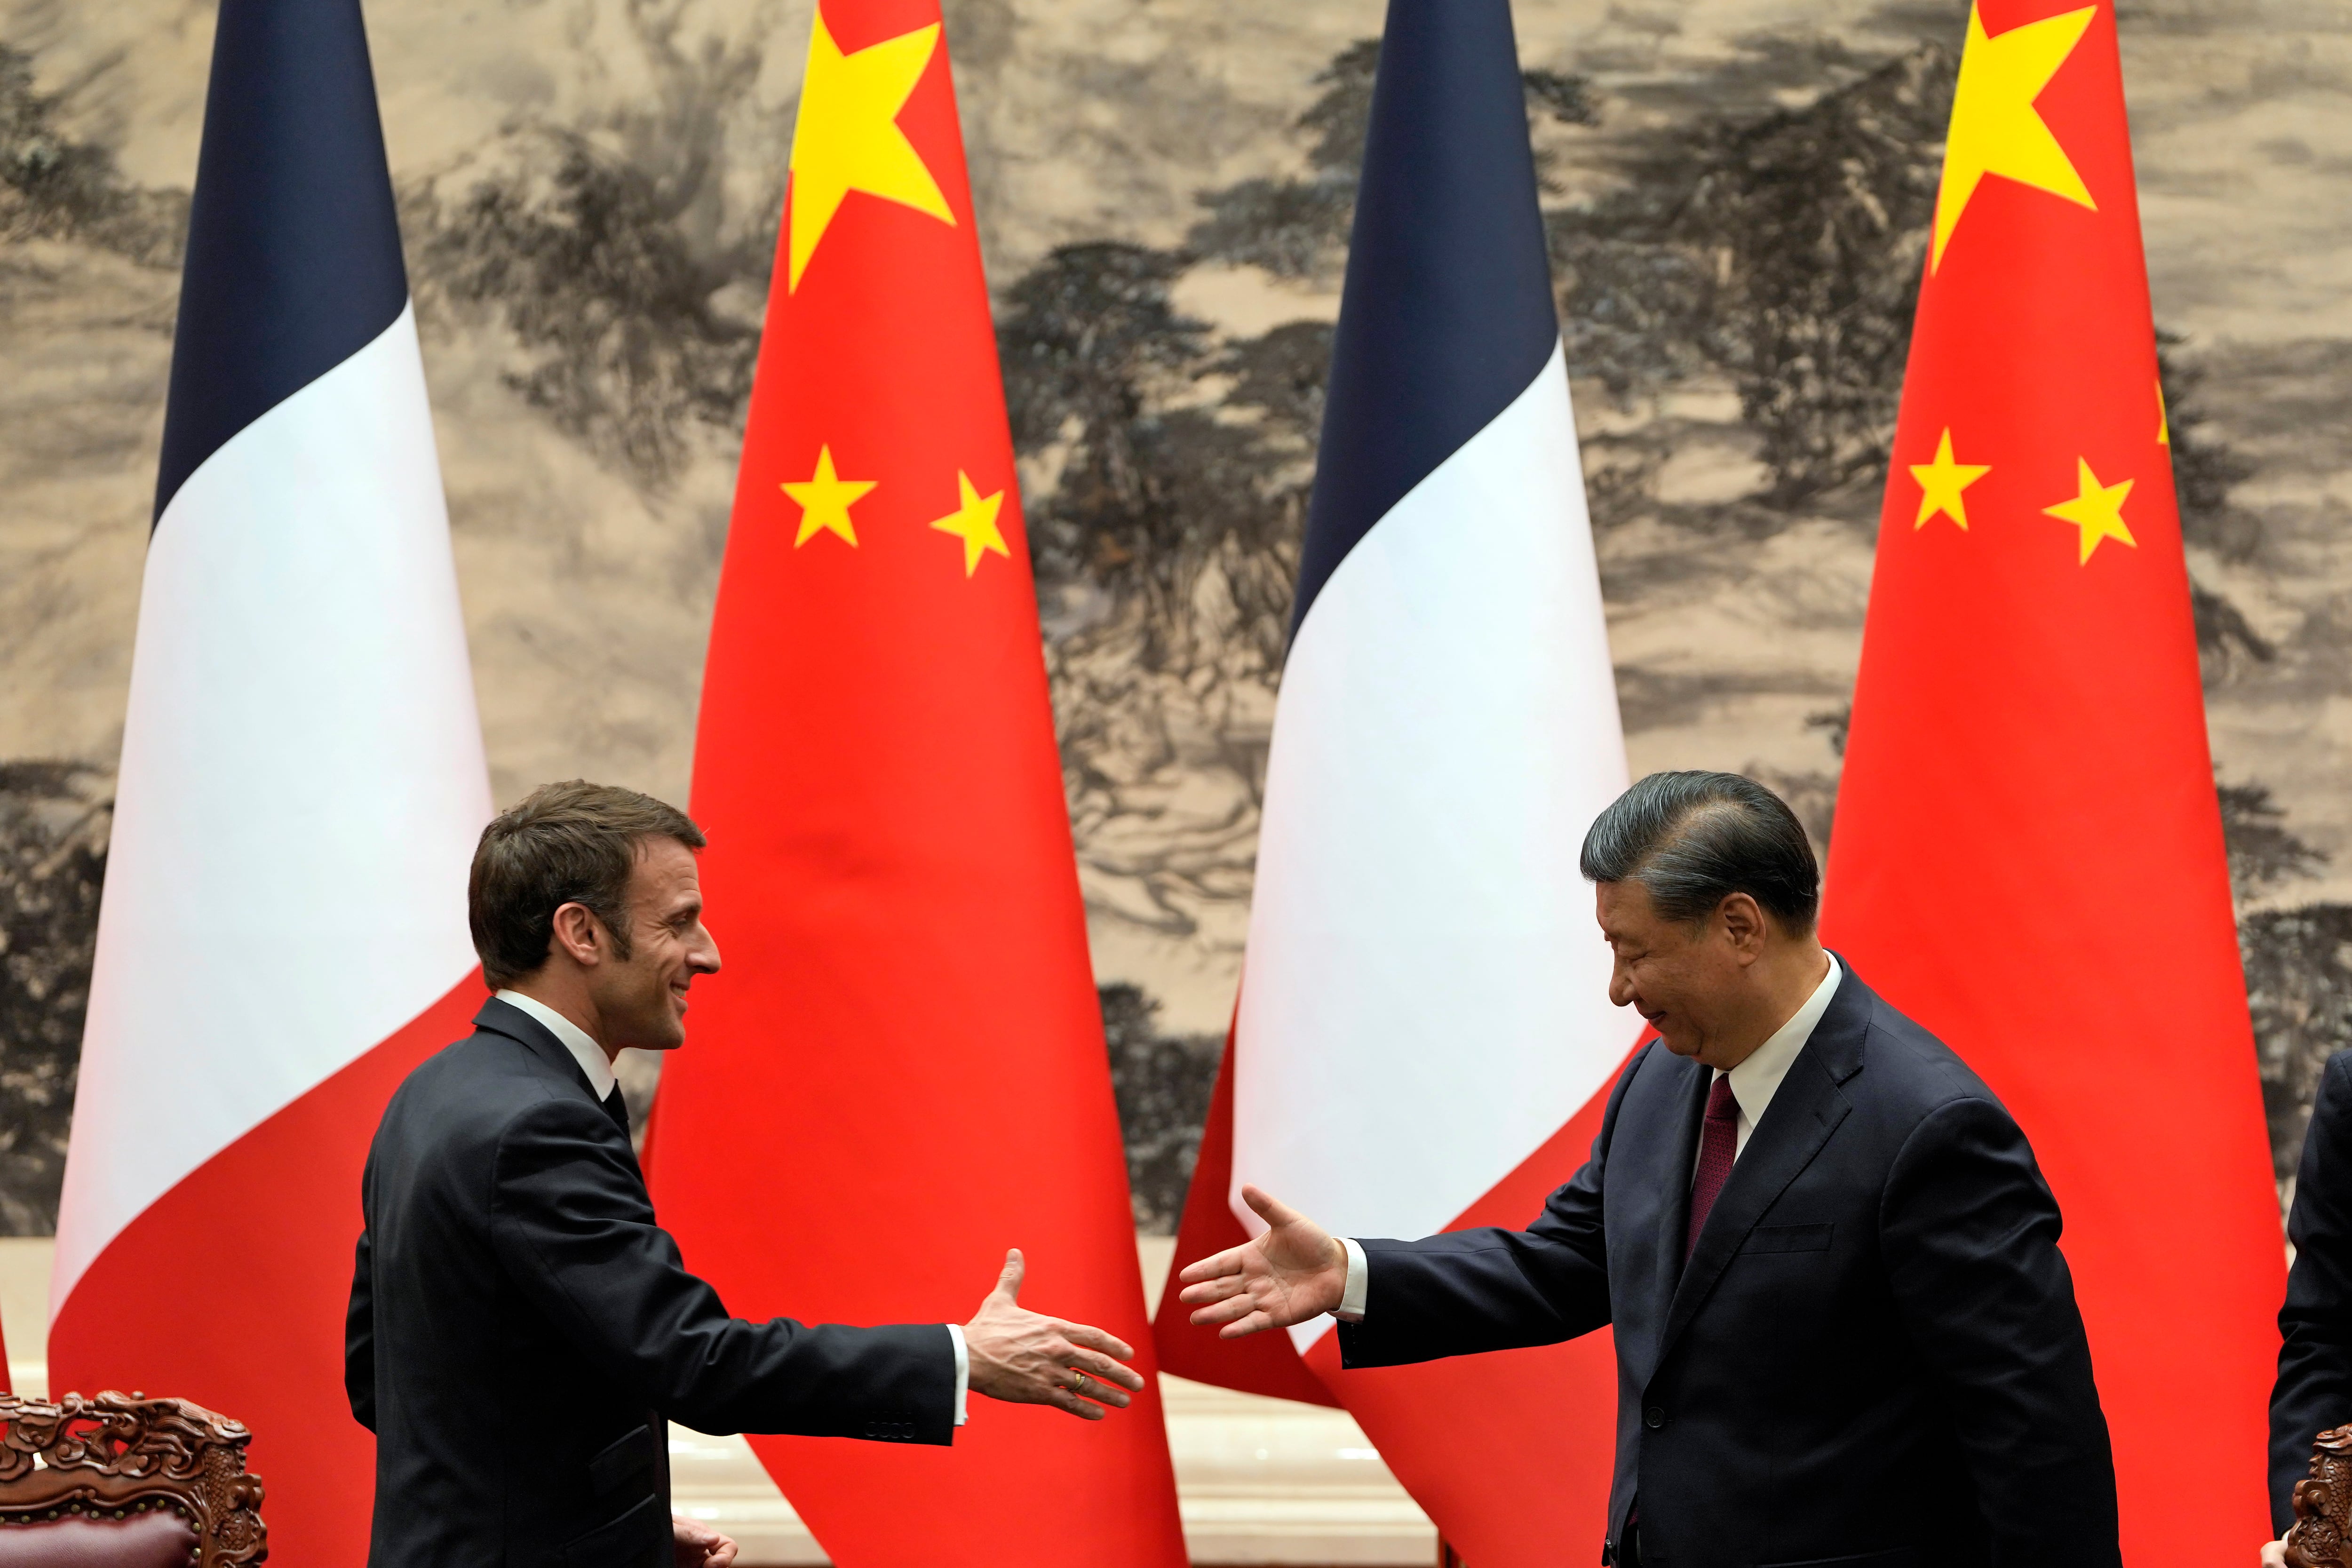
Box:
[2273, 1048, 2352, 1530]
[1337, 964, 2117, 1568]
[347, 997, 955, 1568]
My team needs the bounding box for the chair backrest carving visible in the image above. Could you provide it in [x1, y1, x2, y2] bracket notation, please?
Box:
[0, 1392, 265, 1566]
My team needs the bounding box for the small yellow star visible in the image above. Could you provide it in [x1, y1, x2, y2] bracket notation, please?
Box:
[2042, 457, 2137, 565]
[785, 9, 955, 292]
[1931, 3, 2098, 272]
[2156, 377, 2170, 446]
[1910, 427, 1992, 531]
[928, 471, 1009, 576]
[781, 446, 876, 548]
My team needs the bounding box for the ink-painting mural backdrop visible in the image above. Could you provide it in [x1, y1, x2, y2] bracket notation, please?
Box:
[2, 0, 2348, 1235]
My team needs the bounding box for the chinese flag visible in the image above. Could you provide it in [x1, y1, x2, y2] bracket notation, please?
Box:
[645, 1, 1187, 1563]
[1825, 3, 2281, 1563]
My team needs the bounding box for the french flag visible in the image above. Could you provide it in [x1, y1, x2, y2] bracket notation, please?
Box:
[50, 0, 489, 1561]
[1154, 2, 1635, 1562]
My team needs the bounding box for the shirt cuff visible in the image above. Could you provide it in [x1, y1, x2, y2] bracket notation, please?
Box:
[946, 1322, 969, 1426]
[1336, 1237, 1368, 1322]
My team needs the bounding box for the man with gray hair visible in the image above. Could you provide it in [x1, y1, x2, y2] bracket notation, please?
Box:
[1178, 770, 2119, 1568]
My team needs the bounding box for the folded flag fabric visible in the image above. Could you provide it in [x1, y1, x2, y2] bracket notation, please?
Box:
[1157, 4, 1637, 1563]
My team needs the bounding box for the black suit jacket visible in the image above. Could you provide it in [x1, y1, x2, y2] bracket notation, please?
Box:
[347, 998, 955, 1568]
[2272, 1049, 2352, 1530]
[1337, 964, 2117, 1568]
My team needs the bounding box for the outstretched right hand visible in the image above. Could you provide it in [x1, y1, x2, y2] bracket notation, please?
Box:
[962, 1249, 1146, 1420]
[1175, 1185, 1347, 1338]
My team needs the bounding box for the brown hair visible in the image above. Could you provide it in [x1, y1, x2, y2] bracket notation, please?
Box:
[468, 780, 707, 988]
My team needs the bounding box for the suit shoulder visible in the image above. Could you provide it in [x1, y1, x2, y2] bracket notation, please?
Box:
[2323, 1048, 2352, 1101]
[1609, 1038, 1690, 1120]
[2300, 1049, 2352, 1144]
[1850, 993, 2012, 1129]
[380, 1028, 579, 1147]
[1616, 1039, 1667, 1096]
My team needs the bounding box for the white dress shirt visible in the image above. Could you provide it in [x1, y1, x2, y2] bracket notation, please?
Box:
[1333, 954, 1844, 1324]
[492, 989, 970, 1423]
[1700, 952, 1842, 1169]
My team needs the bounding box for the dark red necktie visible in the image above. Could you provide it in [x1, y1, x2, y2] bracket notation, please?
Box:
[1685, 1075, 1740, 1258]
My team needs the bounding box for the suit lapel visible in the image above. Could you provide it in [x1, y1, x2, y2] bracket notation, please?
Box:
[1604, 1051, 1713, 1391]
[1657, 964, 1869, 1359]
[473, 999, 645, 1178]
[1653, 1057, 1711, 1318]
[476, 997, 604, 1104]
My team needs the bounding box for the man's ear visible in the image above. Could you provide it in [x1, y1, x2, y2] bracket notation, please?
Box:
[1716, 892, 1766, 960]
[548, 901, 607, 968]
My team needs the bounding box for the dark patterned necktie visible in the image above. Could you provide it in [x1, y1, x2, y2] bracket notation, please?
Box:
[601, 1084, 631, 1136]
[1685, 1075, 1740, 1258]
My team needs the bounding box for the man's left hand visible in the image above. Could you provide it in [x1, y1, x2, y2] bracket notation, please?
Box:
[675, 1515, 737, 1567]
[1177, 1185, 1345, 1338]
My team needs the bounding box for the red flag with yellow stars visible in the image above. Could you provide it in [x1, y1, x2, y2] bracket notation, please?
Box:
[1825, 2, 2280, 1561]
[646, 1, 1188, 1562]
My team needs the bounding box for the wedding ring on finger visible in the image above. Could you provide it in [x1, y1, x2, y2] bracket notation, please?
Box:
[1071, 1370, 1090, 1396]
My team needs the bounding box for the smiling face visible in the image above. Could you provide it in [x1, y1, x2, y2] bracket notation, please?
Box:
[1595, 877, 1762, 1068]
[584, 836, 721, 1053]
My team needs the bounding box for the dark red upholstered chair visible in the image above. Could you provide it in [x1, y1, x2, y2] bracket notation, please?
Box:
[0, 1393, 265, 1567]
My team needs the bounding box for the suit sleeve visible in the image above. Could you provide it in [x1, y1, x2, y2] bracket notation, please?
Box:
[1881, 1096, 2119, 1568]
[1335, 1046, 1644, 1369]
[345, 1226, 376, 1432]
[490, 1095, 957, 1443]
[2274, 1050, 2352, 1532]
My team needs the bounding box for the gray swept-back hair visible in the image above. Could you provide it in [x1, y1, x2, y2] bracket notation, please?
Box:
[1579, 771, 1819, 933]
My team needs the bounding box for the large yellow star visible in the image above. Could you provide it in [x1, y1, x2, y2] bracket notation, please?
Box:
[929, 471, 1009, 576]
[782, 445, 876, 548]
[2042, 457, 2136, 564]
[1910, 427, 1992, 531]
[1930, 3, 2098, 272]
[785, 9, 955, 292]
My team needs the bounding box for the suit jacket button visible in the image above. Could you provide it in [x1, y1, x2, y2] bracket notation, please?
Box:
[1644, 1406, 1665, 1429]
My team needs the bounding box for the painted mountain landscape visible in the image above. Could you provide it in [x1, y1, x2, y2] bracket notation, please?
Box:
[4, 0, 2351, 1230]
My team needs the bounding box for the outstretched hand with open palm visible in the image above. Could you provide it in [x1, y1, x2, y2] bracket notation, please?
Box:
[1176, 1185, 1348, 1338]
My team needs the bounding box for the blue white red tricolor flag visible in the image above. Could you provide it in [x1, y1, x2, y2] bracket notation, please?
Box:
[51, 0, 489, 1560]
[1155, 3, 1635, 1563]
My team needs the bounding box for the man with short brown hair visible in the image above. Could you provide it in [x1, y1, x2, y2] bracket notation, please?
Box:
[348, 780, 1144, 1568]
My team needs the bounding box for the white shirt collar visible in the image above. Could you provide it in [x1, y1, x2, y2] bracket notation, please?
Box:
[1716, 952, 1842, 1157]
[495, 988, 618, 1100]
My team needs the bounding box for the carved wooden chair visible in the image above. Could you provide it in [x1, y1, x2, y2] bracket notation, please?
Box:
[0, 1392, 265, 1566]
[2288, 1425, 2352, 1568]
